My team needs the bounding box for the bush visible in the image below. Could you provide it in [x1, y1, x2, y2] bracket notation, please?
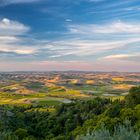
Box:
[15, 128, 28, 139]
[0, 132, 18, 140]
[77, 121, 140, 140]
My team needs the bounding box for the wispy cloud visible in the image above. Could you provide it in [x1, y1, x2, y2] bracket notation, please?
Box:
[0, 0, 41, 6]
[65, 19, 72, 22]
[0, 18, 30, 36]
[102, 53, 140, 62]
[1, 19, 140, 59]
[88, 0, 105, 2]
[0, 17, 140, 71]
[0, 47, 36, 55]
[124, 6, 140, 11]
[0, 18, 36, 55]
[42, 20, 140, 58]
[39, 37, 140, 59]
[69, 20, 140, 34]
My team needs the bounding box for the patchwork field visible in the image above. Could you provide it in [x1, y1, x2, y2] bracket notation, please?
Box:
[0, 72, 139, 106]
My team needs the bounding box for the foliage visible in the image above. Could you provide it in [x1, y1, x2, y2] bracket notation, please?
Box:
[77, 121, 140, 140]
[0, 86, 139, 139]
[125, 86, 140, 107]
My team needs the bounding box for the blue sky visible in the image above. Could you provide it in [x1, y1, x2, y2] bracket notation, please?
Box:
[0, 0, 140, 71]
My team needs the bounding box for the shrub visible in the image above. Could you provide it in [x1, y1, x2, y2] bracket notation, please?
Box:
[77, 121, 140, 140]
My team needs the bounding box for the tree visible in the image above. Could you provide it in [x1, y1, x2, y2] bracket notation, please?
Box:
[125, 86, 140, 107]
[15, 128, 28, 139]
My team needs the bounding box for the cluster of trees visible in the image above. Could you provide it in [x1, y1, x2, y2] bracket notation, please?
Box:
[0, 86, 140, 140]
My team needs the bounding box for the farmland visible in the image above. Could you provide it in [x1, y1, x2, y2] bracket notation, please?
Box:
[0, 71, 139, 106]
[0, 72, 140, 139]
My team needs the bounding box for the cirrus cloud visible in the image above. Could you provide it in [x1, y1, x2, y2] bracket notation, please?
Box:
[69, 20, 140, 34]
[0, 0, 41, 6]
[102, 53, 140, 62]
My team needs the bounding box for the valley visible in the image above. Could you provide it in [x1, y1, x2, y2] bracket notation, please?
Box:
[0, 71, 139, 106]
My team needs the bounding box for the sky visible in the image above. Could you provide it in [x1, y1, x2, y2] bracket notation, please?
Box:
[0, 0, 140, 71]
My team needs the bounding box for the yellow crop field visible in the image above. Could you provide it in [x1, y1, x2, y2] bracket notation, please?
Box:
[71, 79, 79, 84]
[112, 77, 125, 82]
[112, 84, 133, 90]
[86, 80, 95, 84]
